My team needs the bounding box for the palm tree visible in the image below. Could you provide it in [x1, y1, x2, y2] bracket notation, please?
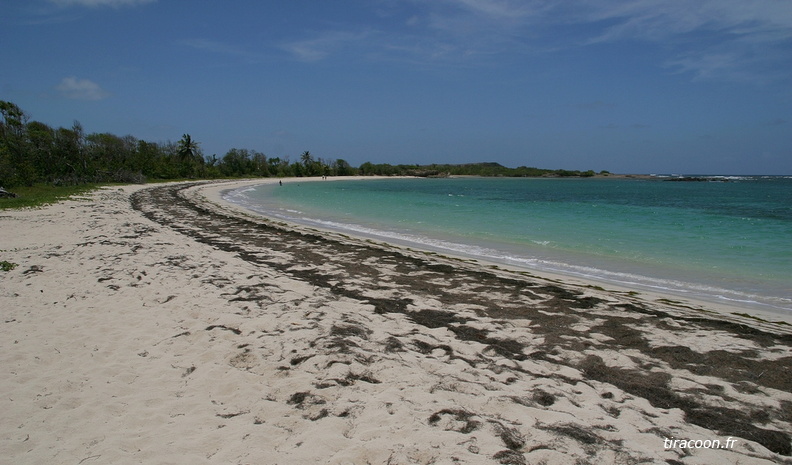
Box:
[177, 134, 202, 178]
[177, 134, 199, 160]
[300, 150, 316, 176]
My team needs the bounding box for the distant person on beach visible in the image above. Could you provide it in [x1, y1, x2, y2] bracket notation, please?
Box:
[279, 180, 282, 186]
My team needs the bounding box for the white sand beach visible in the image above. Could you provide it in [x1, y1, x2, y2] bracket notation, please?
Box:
[2, 179, 791, 464]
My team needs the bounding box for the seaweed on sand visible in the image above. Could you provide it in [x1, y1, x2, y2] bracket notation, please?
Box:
[427, 409, 481, 434]
[578, 355, 792, 455]
[132, 183, 792, 457]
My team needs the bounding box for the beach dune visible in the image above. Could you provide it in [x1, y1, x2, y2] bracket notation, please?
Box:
[1, 180, 791, 464]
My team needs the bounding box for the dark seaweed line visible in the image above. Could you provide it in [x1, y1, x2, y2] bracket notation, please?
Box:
[131, 182, 792, 457]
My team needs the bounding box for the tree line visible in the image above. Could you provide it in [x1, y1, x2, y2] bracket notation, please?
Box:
[0, 101, 355, 187]
[1, 100, 603, 189]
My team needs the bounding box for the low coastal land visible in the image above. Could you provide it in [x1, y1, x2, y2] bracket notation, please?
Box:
[2, 179, 791, 464]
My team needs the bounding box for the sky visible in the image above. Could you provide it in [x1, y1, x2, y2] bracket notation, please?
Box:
[1, 0, 791, 174]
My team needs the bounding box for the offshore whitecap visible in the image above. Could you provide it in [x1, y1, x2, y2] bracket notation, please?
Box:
[224, 176, 792, 314]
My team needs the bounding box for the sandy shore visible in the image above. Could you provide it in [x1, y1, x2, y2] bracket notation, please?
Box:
[2, 179, 791, 464]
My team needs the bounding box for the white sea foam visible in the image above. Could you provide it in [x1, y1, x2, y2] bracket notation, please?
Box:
[289, 216, 792, 313]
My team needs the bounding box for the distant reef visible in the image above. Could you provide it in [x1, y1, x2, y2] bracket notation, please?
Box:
[663, 176, 730, 182]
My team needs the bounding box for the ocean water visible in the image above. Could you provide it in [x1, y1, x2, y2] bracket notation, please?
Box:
[224, 176, 792, 314]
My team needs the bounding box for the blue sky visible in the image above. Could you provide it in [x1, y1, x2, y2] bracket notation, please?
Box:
[2, 0, 791, 174]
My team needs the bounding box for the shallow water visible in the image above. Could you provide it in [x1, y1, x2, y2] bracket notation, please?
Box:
[225, 176, 792, 313]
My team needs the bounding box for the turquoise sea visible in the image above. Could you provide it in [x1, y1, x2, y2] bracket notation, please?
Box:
[224, 176, 792, 314]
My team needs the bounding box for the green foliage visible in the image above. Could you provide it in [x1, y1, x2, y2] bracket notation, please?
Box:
[1, 260, 18, 272]
[219, 148, 267, 177]
[332, 159, 354, 176]
[176, 134, 205, 178]
[0, 101, 217, 186]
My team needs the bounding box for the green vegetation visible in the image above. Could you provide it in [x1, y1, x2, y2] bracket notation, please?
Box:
[1, 99, 605, 196]
[358, 161, 603, 178]
[0, 183, 101, 209]
[1, 260, 18, 272]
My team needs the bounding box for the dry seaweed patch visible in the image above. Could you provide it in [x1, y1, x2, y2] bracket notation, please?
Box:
[427, 409, 530, 461]
[287, 391, 326, 409]
[578, 355, 792, 456]
[131, 183, 792, 459]
[428, 409, 482, 434]
[492, 449, 526, 465]
[544, 423, 605, 447]
[532, 390, 557, 407]
[490, 420, 526, 450]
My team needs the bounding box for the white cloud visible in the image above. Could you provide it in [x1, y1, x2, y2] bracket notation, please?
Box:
[280, 30, 373, 62]
[666, 51, 743, 80]
[402, 0, 792, 80]
[181, 39, 265, 63]
[443, 0, 536, 19]
[552, 1, 792, 82]
[56, 77, 110, 101]
[423, 0, 538, 39]
[49, 0, 156, 6]
[581, 0, 792, 43]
